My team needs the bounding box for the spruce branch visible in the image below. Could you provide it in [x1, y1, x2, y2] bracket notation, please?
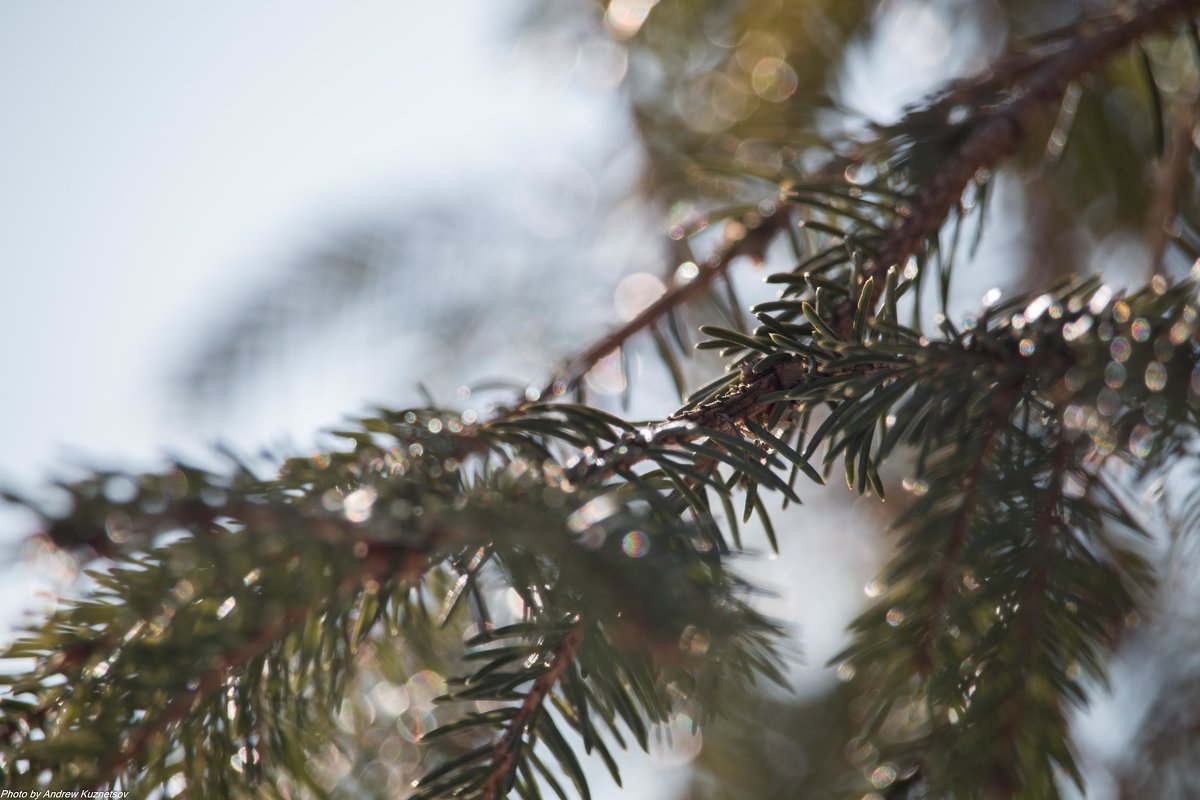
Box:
[89, 580, 349, 790]
[477, 621, 585, 800]
[991, 433, 1073, 798]
[835, 0, 1200, 333]
[916, 392, 1014, 676]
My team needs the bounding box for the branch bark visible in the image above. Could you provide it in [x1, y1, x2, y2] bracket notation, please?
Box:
[480, 621, 586, 800]
[834, 0, 1200, 334]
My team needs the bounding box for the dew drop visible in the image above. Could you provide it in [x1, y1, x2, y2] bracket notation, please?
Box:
[343, 487, 378, 523]
[1088, 285, 1114, 315]
[1129, 424, 1153, 459]
[675, 261, 700, 283]
[1131, 318, 1151, 342]
[1062, 316, 1092, 342]
[216, 596, 237, 620]
[1169, 320, 1192, 347]
[885, 607, 905, 627]
[1110, 337, 1132, 363]
[1090, 428, 1117, 456]
[844, 162, 877, 185]
[621, 531, 650, 558]
[1018, 338, 1036, 356]
[1105, 362, 1126, 389]
[871, 765, 898, 789]
[1024, 294, 1053, 323]
[1145, 361, 1168, 392]
[836, 662, 856, 681]
[1097, 388, 1121, 416]
[104, 512, 132, 544]
[567, 496, 620, 533]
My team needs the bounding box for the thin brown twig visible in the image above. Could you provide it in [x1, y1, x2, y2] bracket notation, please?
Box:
[479, 621, 586, 800]
[538, 205, 791, 399]
[1147, 95, 1200, 277]
[834, 0, 1200, 335]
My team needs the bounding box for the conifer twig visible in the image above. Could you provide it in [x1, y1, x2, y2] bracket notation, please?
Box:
[1147, 95, 1200, 277]
[993, 433, 1071, 796]
[479, 621, 586, 800]
[915, 397, 1013, 675]
[88, 566, 382, 789]
[538, 205, 791, 399]
[835, 0, 1200, 334]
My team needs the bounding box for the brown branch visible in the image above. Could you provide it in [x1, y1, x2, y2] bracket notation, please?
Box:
[1147, 95, 1200, 277]
[835, 0, 1200, 335]
[479, 621, 586, 800]
[538, 204, 791, 399]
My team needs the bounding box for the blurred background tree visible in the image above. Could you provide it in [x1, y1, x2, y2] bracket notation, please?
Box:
[4, 1, 1200, 799]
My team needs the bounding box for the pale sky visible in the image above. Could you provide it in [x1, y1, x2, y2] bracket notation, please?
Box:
[0, 1, 614, 482]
